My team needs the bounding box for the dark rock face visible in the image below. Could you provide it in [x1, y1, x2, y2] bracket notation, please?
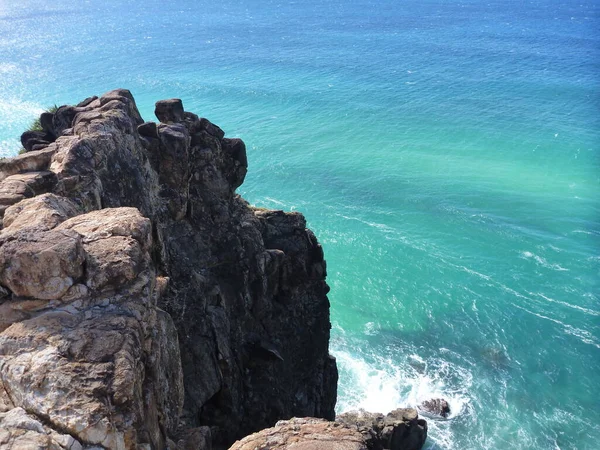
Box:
[20, 129, 53, 151]
[0, 89, 337, 448]
[418, 398, 451, 418]
[39, 112, 55, 135]
[138, 121, 159, 139]
[337, 409, 428, 450]
[155, 98, 185, 123]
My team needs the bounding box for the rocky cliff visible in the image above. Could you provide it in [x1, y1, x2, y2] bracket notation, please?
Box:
[0, 90, 428, 450]
[0, 90, 337, 449]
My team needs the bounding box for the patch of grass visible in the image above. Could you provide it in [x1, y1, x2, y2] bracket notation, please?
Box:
[18, 148, 27, 155]
[26, 104, 59, 132]
[28, 118, 43, 132]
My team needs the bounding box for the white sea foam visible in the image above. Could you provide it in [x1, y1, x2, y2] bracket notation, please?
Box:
[0, 62, 18, 74]
[520, 251, 568, 271]
[333, 349, 403, 414]
[332, 347, 474, 449]
[459, 265, 492, 281]
[260, 196, 288, 207]
[572, 229, 600, 236]
[0, 98, 44, 156]
[0, 98, 43, 119]
[335, 212, 397, 234]
[535, 292, 600, 317]
[511, 303, 600, 349]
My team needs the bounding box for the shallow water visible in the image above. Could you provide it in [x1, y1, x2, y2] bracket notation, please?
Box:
[1, 0, 598, 448]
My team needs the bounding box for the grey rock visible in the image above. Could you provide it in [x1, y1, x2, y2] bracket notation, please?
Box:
[138, 121, 159, 139]
[155, 98, 185, 123]
[199, 118, 225, 139]
[0, 146, 57, 182]
[0, 407, 83, 450]
[177, 426, 212, 450]
[2, 192, 78, 232]
[0, 206, 181, 449]
[0, 228, 85, 299]
[222, 138, 248, 168]
[337, 408, 427, 450]
[76, 95, 98, 107]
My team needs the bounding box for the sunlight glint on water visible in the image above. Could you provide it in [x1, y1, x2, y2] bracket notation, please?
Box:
[1, 0, 598, 448]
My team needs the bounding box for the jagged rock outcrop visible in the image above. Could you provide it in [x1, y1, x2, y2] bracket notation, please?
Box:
[0, 89, 337, 449]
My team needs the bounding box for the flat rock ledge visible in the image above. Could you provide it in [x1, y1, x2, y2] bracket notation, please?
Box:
[229, 412, 427, 450]
[229, 418, 367, 450]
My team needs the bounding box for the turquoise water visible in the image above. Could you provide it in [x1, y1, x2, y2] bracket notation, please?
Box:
[1, 0, 598, 448]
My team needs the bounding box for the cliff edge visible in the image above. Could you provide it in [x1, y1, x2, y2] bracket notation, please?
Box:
[0, 90, 427, 450]
[0, 90, 337, 448]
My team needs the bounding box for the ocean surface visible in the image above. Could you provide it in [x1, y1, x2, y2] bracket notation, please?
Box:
[1, 0, 598, 448]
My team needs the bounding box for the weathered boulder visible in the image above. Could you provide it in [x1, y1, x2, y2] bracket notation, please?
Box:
[155, 98, 185, 123]
[0, 228, 85, 299]
[229, 418, 367, 450]
[337, 409, 427, 450]
[39, 111, 55, 135]
[52, 105, 79, 136]
[76, 95, 98, 108]
[0, 171, 58, 223]
[2, 193, 79, 232]
[138, 121, 159, 139]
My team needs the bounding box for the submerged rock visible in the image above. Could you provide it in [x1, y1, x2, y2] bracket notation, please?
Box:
[418, 398, 451, 418]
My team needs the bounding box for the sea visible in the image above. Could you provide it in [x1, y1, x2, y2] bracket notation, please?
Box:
[0, 0, 598, 448]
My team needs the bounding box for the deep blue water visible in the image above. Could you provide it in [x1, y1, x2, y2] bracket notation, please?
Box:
[1, 1, 599, 448]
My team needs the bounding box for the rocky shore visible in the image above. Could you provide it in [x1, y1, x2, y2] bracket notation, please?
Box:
[0, 90, 426, 449]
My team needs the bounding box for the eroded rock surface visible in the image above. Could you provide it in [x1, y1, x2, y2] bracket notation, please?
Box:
[0, 205, 182, 449]
[0, 89, 338, 449]
[228, 411, 428, 450]
[229, 418, 367, 450]
[336, 409, 427, 450]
